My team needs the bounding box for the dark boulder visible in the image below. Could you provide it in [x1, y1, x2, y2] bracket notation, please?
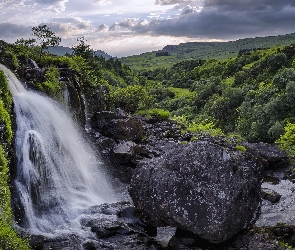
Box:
[244, 142, 289, 168]
[112, 141, 137, 164]
[129, 137, 263, 243]
[91, 110, 145, 142]
[261, 188, 282, 203]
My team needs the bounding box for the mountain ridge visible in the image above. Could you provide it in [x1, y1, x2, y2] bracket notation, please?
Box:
[47, 46, 112, 59]
[120, 32, 295, 70]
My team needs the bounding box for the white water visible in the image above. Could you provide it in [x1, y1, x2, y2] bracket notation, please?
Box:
[0, 64, 118, 236]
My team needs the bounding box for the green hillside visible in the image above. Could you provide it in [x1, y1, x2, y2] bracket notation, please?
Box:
[120, 32, 295, 70]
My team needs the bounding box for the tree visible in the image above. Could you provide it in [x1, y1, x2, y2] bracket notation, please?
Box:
[15, 38, 36, 47]
[32, 25, 61, 58]
[72, 37, 94, 59]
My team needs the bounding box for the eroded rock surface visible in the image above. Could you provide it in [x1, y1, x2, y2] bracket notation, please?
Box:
[129, 138, 263, 243]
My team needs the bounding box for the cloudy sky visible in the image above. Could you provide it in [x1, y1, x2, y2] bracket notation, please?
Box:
[1, 0, 295, 57]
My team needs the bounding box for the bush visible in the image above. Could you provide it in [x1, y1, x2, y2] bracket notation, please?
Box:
[37, 66, 63, 97]
[110, 85, 153, 113]
[187, 122, 224, 137]
[138, 108, 170, 119]
[276, 122, 295, 156]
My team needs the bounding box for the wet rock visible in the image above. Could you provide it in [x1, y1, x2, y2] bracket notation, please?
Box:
[112, 141, 137, 164]
[244, 142, 289, 168]
[91, 110, 145, 142]
[29, 234, 82, 250]
[261, 188, 282, 203]
[80, 202, 161, 250]
[27, 202, 161, 250]
[167, 226, 295, 250]
[129, 137, 263, 243]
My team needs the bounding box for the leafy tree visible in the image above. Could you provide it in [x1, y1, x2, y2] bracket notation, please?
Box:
[14, 38, 36, 47]
[72, 37, 94, 59]
[110, 85, 152, 113]
[32, 25, 61, 58]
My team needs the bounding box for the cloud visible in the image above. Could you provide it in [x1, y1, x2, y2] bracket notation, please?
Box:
[0, 23, 31, 41]
[93, 0, 112, 5]
[115, 1, 295, 40]
[97, 24, 109, 32]
[43, 18, 95, 38]
[155, 0, 192, 5]
[35, 0, 68, 13]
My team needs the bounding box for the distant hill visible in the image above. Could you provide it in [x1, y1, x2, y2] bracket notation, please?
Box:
[120, 32, 295, 70]
[47, 46, 112, 60]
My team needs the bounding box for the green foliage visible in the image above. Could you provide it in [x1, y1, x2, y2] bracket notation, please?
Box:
[276, 123, 295, 156]
[235, 145, 247, 152]
[272, 68, 295, 90]
[32, 25, 61, 58]
[138, 108, 170, 119]
[72, 37, 94, 59]
[0, 71, 12, 110]
[110, 85, 152, 113]
[0, 69, 30, 249]
[0, 101, 13, 144]
[0, 146, 30, 250]
[187, 122, 224, 137]
[120, 33, 295, 70]
[37, 66, 63, 97]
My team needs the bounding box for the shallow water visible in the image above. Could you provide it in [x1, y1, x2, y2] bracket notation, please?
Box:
[256, 179, 295, 226]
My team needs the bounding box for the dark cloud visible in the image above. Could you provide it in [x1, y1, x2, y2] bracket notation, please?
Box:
[0, 23, 31, 39]
[155, 0, 192, 5]
[35, 0, 65, 4]
[204, 0, 295, 10]
[126, 1, 295, 40]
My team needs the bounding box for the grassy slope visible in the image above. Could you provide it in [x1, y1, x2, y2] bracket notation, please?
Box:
[120, 32, 295, 70]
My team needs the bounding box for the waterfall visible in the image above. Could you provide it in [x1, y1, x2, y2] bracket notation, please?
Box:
[0, 64, 118, 236]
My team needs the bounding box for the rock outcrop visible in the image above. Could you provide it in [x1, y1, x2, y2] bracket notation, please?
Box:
[243, 142, 289, 168]
[91, 109, 145, 142]
[129, 137, 263, 243]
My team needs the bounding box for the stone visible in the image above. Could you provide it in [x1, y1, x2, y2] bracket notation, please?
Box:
[244, 142, 289, 168]
[91, 111, 145, 142]
[261, 188, 282, 203]
[129, 137, 263, 243]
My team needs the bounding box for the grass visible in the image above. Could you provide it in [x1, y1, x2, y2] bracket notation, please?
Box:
[120, 32, 295, 70]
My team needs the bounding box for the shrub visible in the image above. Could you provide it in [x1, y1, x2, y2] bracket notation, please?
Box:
[37, 66, 63, 97]
[276, 122, 295, 156]
[187, 122, 224, 137]
[138, 108, 170, 119]
[110, 85, 152, 113]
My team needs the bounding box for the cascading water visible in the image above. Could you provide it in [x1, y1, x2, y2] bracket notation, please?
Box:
[0, 64, 118, 236]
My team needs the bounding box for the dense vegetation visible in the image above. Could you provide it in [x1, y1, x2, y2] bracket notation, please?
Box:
[136, 45, 295, 147]
[0, 71, 29, 249]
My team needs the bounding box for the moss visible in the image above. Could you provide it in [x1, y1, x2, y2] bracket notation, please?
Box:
[236, 145, 247, 152]
[0, 146, 30, 249]
[187, 122, 225, 137]
[0, 71, 12, 110]
[138, 108, 170, 119]
[0, 101, 13, 144]
[37, 66, 63, 98]
[0, 70, 30, 249]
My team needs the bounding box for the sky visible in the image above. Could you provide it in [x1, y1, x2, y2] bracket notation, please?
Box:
[1, 0, 295, 57]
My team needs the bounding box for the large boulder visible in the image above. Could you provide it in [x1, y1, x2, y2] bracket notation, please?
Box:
[129, 137, 263, 243]
[91, 109, 145, 142]
[243, 142, 289, 168]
